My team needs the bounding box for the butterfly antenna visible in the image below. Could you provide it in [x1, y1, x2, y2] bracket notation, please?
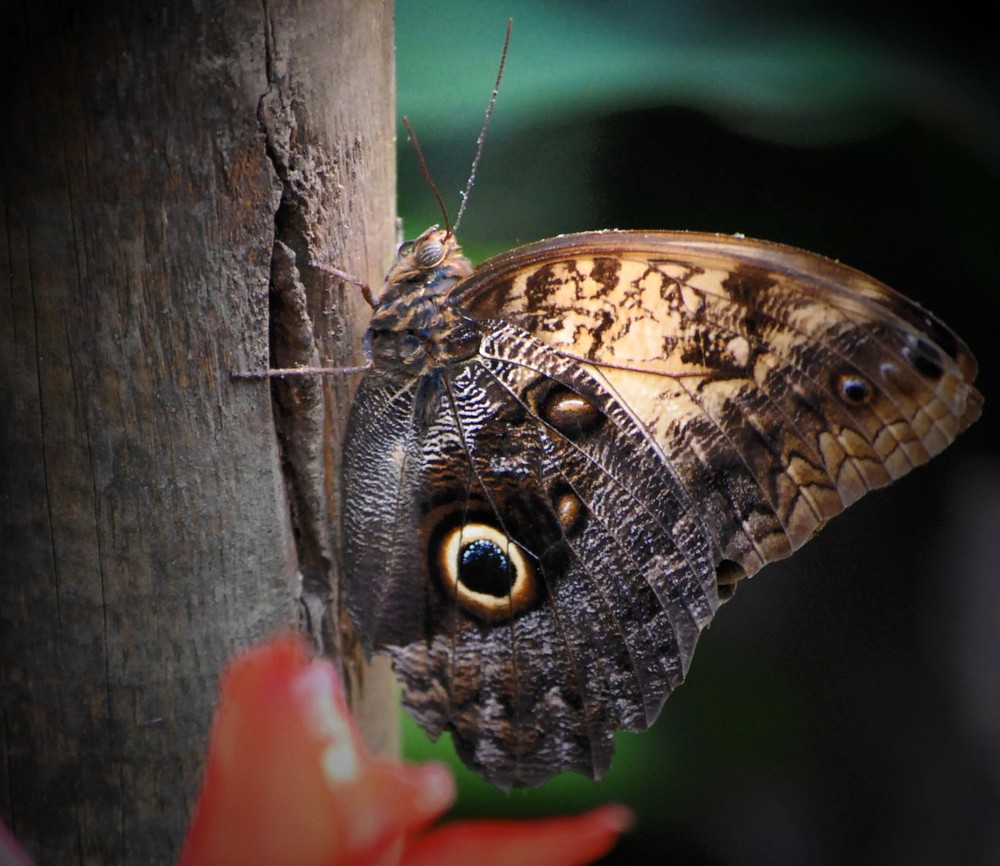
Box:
[402, 116, 451, 236]
[453, 18, 512, 234]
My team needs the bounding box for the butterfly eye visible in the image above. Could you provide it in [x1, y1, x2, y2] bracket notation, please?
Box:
[415, 239, 446, 268]
[435, 522, 538, 622]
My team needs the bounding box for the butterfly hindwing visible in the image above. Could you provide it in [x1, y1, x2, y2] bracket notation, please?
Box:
[345, 326, 719, 787]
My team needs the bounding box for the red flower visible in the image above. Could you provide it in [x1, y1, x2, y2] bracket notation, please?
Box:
[179, 635, 632, 866]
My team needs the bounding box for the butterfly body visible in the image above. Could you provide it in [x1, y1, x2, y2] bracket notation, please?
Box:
[365, 227, 477, 374]
[342, 226, 981, 788]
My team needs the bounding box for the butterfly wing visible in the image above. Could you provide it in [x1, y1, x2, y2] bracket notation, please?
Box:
[343, 230, 981, 788]
[344, 341, 719, 788]
[457, 231, 981, 584]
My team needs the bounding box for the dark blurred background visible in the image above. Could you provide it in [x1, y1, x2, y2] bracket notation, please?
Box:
[394, 2, 999, 863]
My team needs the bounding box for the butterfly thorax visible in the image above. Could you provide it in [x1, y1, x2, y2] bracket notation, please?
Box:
[367, 226, 481, 374]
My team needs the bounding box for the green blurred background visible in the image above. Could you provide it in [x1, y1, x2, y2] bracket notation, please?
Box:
[393, 2, 999, 863]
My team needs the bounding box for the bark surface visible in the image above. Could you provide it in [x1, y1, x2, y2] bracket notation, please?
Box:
[0, 1, 396, 861]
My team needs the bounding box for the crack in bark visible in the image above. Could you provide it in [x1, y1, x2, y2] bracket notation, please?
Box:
[254, 20, 339, 656]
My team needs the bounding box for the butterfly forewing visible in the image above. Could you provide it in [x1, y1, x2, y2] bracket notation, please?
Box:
[458, 231, 981, 580]
[343, 228, 981, 789]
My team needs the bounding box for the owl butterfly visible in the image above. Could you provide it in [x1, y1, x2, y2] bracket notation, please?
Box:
[341, 225, 981, 789]
[239, 26, 979, 787]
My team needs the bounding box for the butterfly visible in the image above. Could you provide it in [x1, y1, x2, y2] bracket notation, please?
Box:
[339, 223, 981, 789]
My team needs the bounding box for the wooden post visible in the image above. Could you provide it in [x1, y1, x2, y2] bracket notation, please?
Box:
[0, 0, 397, 861]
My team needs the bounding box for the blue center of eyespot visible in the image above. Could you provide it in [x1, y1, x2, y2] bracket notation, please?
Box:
[459, 539, 513, 597]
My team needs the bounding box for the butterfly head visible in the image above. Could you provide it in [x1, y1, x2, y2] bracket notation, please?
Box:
[380, 226, 473, 305]
[365, 226, 479, 373]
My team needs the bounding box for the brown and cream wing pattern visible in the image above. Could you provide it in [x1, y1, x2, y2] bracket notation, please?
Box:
[459, 230, 982, 585]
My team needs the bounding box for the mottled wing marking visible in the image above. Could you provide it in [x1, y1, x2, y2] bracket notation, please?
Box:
[461, 232, 981, 580]
[348, 336, 721, 787]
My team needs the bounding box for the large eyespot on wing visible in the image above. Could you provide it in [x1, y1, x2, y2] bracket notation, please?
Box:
[342, 363, 594, 789]
[456, 230, 981, 584]
[362, 354, 719, 789]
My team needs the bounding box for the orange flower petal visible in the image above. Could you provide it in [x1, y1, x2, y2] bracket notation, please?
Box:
[179, 635, 454, 866]
[179, 634, 631, 866]
[398, 804, 634, 866]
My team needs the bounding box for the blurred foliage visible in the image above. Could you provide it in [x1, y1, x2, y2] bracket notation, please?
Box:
[393, 2, 999, 864]
[398, 0, 997, 150]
